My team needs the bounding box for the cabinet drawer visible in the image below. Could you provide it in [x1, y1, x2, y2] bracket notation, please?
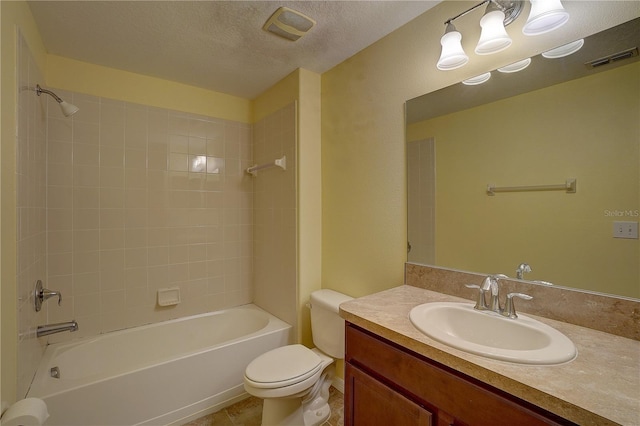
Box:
[346, 323, 574, 426]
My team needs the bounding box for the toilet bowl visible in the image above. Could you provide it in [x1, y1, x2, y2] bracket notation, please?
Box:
[243, 289, 353, 426]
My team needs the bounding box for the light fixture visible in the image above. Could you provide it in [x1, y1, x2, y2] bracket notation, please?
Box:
[35, 84, 79, 117]
[475, 1, 512, 55]
[463, 72, 492, 85]
[497, 58, 532, 72]
[542, 39, 584, 58]
[436, 0, 569, 71]
[522, 0, 569, 36]
[437, 23, 469, 70]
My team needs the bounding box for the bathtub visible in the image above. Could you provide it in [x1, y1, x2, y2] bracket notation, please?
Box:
[27, 304, 292, 426]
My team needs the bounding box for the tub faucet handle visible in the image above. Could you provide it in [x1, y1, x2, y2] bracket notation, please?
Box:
[34, 280, 62, 312]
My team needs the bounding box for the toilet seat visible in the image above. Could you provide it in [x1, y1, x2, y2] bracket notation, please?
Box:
[244, 346, 334, 399]
[245, 344, 323, 389]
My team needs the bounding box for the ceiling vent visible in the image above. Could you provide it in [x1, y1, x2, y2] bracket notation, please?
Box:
[263, 7, 315, 41]
[586, 47, 638, 68]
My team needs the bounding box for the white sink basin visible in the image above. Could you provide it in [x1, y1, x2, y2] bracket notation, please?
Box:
[409, 302, 576, 365]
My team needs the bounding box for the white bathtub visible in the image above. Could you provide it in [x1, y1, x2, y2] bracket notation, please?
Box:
[27, 304, 292, 426]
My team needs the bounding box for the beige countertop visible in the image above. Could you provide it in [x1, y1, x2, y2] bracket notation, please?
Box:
[339, 285, 640, 426]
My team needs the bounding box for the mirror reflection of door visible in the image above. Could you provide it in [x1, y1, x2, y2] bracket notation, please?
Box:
[407, 138, 435, 265]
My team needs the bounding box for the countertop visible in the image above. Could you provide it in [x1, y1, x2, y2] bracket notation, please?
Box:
[339, 285, 640, 426]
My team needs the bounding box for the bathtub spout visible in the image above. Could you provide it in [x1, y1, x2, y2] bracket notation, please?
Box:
[37, 320, 79, 338]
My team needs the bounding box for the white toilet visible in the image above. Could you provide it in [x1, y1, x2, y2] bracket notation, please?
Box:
[244, 289, 353, 426]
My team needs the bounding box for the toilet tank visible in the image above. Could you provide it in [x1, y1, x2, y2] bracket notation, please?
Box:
[310, 289, 353, 358]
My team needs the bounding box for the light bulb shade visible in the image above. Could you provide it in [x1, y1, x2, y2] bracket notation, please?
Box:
[523, 0, 569, 36]
[58, 101, 79, 117]
[475, 9, 512, 55]
[498, 58, 532, 73]
[462, 72, 492, 85]
[437, 24, 469, 70]
[542, 39, 584, 58]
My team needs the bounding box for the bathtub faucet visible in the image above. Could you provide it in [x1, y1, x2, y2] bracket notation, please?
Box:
[37, 320, 79, 338]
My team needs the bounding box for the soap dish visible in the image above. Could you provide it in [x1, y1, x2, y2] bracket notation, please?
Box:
[157, 287, 181, 307]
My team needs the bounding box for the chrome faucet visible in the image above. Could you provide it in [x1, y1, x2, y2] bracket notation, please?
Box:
[466, 275, 532, 319]
[37, 320, 79, 338]
[516, 263, 532, 279]
[502, 293, 533, 319]
[481, 275, 502, 312]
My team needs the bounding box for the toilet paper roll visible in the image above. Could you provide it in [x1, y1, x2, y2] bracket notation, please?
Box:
[0, 398, 49, 426]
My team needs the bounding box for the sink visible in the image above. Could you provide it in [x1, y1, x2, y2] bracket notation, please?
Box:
[409, 302, 576, 365]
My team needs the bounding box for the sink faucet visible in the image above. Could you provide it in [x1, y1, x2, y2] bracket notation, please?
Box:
[481, 275, 502, 312]
[516, 263, 532, 279]
[37, 320, 79, 338]
[466, 275, 532, 319]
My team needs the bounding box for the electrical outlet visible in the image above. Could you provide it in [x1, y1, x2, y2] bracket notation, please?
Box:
[613, 221, 639, 239]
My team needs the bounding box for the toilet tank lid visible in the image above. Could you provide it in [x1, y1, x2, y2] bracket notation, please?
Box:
[310, 289, 353, 314]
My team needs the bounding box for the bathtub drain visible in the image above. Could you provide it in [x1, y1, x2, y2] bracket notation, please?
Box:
[50, 366, 60, 379]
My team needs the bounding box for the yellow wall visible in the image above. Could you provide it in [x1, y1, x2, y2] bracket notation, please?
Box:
[252, 69, 299, 122]
[47, 55, 251, 123]
[407, 62, 639, 298]
[296, 69, 322, 348]
[320, 1, 640, 298]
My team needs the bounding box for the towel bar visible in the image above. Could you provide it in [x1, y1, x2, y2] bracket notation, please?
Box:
[487, 179, 576, 196]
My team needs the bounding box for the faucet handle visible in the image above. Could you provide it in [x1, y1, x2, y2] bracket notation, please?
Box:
[502, 293, 533, 319]
[465, 284, 487, 310]
[43, 289, 62, 306]
[34, 280, 62, 312]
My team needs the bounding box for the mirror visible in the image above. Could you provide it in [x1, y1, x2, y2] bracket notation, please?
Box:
[406, 18, 639, 299]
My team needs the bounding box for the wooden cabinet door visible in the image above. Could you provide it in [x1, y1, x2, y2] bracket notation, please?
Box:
[345, 362, 433, 426]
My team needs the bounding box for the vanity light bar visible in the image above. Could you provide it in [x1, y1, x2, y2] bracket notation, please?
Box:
[437, 0, 570, 71]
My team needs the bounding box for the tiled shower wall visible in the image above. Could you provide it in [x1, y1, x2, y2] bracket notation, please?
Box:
[253, 103, 298, 332]
[16, 31, 48, 398]
[44, 93, 254, 342]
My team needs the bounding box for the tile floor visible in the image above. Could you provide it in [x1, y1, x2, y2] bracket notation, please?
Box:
[183, 386, 344, 426]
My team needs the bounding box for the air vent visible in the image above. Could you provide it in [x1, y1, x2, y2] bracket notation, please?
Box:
[586, 47, 638, 69]
[263, 7, 315, 41]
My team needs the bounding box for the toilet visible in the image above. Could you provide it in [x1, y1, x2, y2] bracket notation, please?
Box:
[244, 289, 353, 426]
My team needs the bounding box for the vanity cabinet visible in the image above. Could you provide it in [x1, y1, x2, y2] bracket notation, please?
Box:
[344, 323, 576, 426]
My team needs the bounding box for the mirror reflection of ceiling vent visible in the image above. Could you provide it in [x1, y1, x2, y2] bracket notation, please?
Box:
[586, 47, 639, 68]
[263, 7, 316, 41]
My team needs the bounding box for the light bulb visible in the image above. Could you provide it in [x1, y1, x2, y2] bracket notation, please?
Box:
[475, 7, 512, 55]
[523, 0, 569, 36]
[437, 23, 469, 71]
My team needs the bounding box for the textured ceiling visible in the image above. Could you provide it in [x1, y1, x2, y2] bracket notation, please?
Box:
[28, 1, 440, 99]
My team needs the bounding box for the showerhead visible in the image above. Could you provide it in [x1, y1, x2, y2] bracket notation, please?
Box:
[35, 84, 79, 117]
[58, 100, 80, 117]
